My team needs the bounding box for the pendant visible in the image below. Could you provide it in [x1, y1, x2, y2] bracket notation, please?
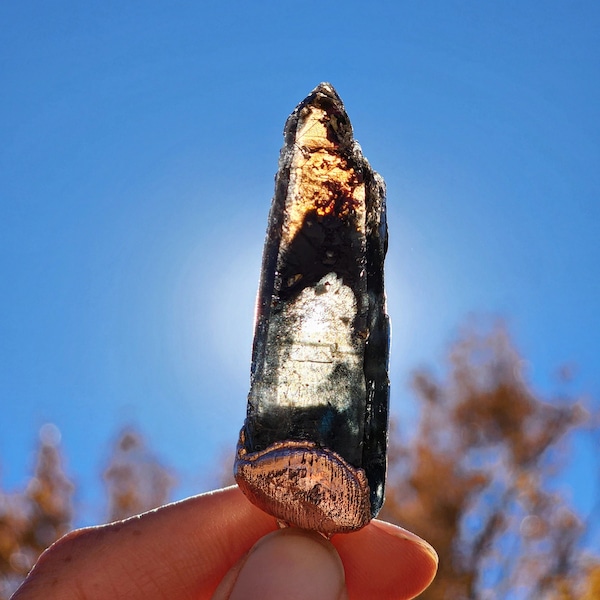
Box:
[234, 83, 390, 535]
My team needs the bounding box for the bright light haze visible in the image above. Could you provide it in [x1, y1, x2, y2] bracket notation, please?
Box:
[1, 2, 599, 525]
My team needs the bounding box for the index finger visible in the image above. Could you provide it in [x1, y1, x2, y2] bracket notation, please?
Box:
[14, 486, 437, 599]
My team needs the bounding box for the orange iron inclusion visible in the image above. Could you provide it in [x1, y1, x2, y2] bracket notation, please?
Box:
[234, 83, 390, 535]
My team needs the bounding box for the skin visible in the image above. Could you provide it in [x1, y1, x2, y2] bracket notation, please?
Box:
[12, 486, 438, 600]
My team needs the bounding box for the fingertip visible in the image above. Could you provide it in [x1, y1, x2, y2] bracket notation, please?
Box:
[332, 519, 438, 599]
[213, 528, 347, 600]
[371, 519, 439, 569]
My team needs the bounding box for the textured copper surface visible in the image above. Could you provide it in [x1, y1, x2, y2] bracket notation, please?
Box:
[235, 430, 371, 535]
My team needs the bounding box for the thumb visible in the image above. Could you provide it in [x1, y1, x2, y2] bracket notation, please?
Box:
[212, 528, 348, 600]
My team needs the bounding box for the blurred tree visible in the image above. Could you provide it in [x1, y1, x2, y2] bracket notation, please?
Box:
[2, 327, 599, 598]
[581, 563, 600, 599]
[103, 428, 175, 522]
[381, 324, 598, 599]
[0, 424, 73, 600]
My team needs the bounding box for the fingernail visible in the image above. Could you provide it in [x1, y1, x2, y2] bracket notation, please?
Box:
[227, 528, 347, 600]
[372, 519, 439, 565]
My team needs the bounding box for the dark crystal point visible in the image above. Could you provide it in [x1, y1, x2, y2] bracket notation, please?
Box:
[234, 83, 390, 535]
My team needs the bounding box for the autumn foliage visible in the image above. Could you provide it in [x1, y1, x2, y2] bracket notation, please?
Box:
[1, 326, 599, 598]
[0, 425, 72, 598]
[381, 325, 600, 599]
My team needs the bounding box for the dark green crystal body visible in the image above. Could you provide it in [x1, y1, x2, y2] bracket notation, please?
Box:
[235, 83, 389, 534]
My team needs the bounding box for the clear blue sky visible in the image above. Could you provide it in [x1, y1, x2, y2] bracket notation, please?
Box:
[1, 2, 599, 526]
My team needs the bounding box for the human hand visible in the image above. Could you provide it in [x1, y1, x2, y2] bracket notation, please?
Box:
[12, 486, 437, 599]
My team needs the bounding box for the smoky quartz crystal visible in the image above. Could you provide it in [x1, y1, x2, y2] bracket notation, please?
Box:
[234, 83, 390, 535]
